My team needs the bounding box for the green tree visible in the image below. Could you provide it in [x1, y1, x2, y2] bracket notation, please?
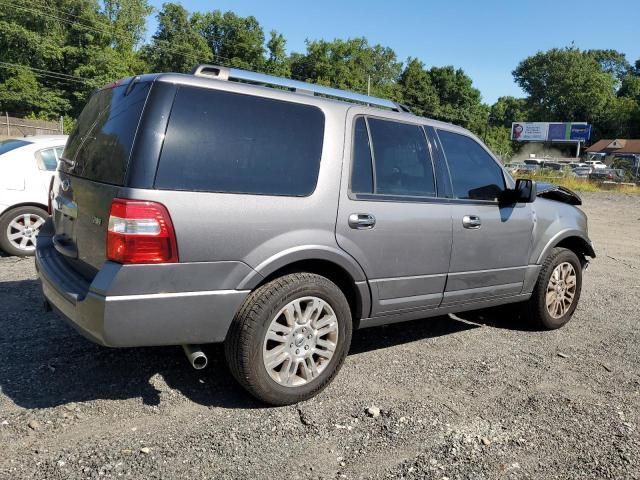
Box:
[489, 96, 528, 127]
[586, 49, 631, 84]
[290, 38, 401, 98]
[483, 126, 514, 162]
[265, 30, 290, 76]
[428, 65, 487, 133]
[397, 58, 439, 117]
[193, 10, 265, 70]
[0, 0, 151, 117]
[618, 75, 640, 102]
[513, 47, 617, 124]
[142, 2, 211, 73]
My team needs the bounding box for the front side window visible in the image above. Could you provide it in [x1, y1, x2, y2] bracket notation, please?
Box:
[36, 148, 58, 171]
[155, 87, 325, 196]
[437, 130, 505, 201]
[351, 117, 436, 197]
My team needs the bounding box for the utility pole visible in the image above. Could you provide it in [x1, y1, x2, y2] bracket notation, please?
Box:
[367, 75, 371, 96]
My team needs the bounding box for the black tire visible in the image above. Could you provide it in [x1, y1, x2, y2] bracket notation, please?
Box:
[528, 247, 583, 330]
[225, 273, 352, 406]
[0, 206, 48, 257]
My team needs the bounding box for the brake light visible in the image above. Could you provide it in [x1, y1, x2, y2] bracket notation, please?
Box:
[106, 199, 178, 264]
[47, 176, 55, 214]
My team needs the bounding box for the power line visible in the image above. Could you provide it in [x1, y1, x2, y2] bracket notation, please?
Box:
[0, 61, 90, 84]
[0, 0, 252, 72]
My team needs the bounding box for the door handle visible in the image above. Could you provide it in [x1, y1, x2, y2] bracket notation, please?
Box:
[462, 215, 481, 229]
[348, 213, 376, 229]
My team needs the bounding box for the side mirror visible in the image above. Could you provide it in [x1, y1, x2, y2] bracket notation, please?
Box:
[514, 178, 537, 203]
[501, 179, 537, 204]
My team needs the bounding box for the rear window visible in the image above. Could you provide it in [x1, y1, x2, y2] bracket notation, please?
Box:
[155, 86, 325, 196]
[0, 139, 31, 156]
[61, 81, 151, 185]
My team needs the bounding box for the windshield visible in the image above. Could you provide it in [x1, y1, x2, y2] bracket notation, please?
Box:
[0, 139, 31, 156]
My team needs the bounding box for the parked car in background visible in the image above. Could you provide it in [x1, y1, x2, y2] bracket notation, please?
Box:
[586, 160, 607, 170]
[507, 162, 526, 174]
[571, 167, 592, 178]
[588, 168, 625, 183]
[36, 66, 594, 405]
[0, 135, 68, 256]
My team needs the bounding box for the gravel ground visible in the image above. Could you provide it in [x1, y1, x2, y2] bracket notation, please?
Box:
[0, 192, 639, 480]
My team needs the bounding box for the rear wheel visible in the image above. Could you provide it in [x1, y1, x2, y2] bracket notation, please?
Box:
[225, 273, 352, 405]
[528, 247, 582, 329]
[0, 206, 48, 257]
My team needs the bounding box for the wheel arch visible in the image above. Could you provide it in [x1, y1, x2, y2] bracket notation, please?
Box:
[238, 247, 371, 327]
[0, 202, 49, 220]
[536, 230, 596, 266]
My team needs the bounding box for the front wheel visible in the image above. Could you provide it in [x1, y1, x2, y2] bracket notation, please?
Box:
[0, 206, 48, 257]
[225, 273, 352, 406]
[528, 247, 583, 329]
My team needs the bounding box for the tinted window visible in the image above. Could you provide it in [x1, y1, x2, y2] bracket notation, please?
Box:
[0, 139, 31, 156]
[36, 148, 58, 171]
[62, 81, 151, 185]
[155, 87, 325, 196]
[351, 117, 373, 194]
[368, 118, 435, 196]
[437, 130, 505, 200]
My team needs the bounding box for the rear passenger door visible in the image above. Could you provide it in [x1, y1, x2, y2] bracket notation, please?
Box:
[336, 113, 452, 318]
[432, 129, 534, 305]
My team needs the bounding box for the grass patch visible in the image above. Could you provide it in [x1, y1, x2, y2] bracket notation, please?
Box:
[517, 175, 639, 194]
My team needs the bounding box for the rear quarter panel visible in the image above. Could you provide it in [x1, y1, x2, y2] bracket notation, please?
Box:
[119, 100, 349, 281]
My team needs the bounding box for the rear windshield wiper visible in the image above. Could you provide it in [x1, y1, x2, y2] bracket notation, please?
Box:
[59, 156, 76, 170]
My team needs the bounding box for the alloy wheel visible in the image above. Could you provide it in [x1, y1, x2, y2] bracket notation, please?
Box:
[263, 296, 339, 387]
[545, 262, 577, 319]
[6, 213, 45, 253]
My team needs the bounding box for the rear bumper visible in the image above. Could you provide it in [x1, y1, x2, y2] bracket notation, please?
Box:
[35, 234, 249, 348]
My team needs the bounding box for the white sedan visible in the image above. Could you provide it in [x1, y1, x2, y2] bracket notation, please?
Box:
[0, 135, 68, 256]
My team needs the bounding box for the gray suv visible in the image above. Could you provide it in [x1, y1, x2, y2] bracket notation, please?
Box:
[36, 65, 595, 405]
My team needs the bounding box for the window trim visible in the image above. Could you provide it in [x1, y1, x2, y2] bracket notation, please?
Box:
[347, 114, 440, 202]
[434, 127, 508, 204]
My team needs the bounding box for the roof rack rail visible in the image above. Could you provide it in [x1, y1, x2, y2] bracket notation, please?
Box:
[191, 64, 410, 113]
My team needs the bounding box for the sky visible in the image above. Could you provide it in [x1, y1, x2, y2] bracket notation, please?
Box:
[146, 0, 640, 105]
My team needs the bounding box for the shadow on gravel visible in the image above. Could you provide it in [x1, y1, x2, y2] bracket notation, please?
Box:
[0, 279, 260, 411]
[349, 315, 478, 355]
[0, 278, 528, 412]
[453, 305, 539, 332]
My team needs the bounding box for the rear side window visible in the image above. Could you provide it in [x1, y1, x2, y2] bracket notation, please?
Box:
[437, 130, 505, 201]
[354, 118, 435, 197]
[36, 148, 57, 171]
[62, 81, 151, 185]
[155, 87, 325, 196]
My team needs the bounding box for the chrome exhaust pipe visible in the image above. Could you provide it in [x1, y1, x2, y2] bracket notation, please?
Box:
[182, 344, 208, 370]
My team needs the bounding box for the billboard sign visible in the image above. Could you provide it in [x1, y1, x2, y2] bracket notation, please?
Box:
[511, 122, 591, 142]
[511, 122, 548, 141]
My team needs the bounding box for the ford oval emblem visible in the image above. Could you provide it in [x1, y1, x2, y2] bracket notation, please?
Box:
[61, 179, 71, 192]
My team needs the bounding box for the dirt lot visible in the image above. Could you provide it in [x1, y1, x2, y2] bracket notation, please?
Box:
[1, 192, 639, 480]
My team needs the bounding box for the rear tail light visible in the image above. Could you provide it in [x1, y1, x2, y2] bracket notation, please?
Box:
[106, 199, 178, 264]
[47, 176, 55, 215]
